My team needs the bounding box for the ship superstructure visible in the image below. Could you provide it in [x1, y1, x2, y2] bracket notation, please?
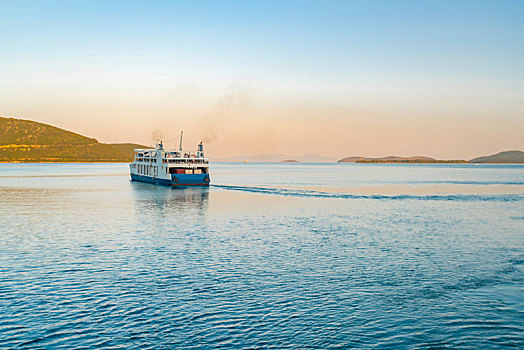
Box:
[129, 132, 210, 186]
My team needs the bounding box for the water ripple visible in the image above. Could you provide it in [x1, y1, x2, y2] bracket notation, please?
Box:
[1, 163, 523, 348]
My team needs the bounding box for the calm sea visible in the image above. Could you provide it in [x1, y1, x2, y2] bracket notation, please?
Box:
[1, 163, 523, 349]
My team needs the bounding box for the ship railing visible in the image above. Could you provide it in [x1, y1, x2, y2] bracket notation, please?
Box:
[163, 159, 209, 164]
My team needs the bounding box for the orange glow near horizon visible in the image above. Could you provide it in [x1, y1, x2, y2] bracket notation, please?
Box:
[3, 83, 523, 160]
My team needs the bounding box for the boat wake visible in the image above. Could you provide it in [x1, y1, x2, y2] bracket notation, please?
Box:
[414, 180, 524, 185]
[212, 184, 524, 202]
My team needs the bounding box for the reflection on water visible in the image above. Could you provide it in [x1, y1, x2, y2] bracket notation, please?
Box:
[131, 183, 209, 213]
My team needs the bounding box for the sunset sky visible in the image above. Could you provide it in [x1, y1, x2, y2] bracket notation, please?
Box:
[1, 0, 523, 159]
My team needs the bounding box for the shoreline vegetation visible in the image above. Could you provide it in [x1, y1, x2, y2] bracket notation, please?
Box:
[1, 117, 523, 164]
[0, 117, 146, 163]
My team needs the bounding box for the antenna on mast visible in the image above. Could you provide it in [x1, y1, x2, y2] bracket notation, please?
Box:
[179, 131, 183, 151]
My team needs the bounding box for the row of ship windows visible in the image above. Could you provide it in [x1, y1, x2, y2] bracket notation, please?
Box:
[136, 164, 157, 177]
[135, 158, 208, 164]
[163, 159, 208, 164]
[136, 153, 197, 158]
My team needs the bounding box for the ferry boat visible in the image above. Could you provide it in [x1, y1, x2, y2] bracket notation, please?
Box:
[129, 132, 210, 186]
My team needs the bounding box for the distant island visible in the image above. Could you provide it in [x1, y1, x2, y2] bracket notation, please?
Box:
[338, 151, 524, 164]
[0, 117, 146, 162]
[281, 160, 300, 163]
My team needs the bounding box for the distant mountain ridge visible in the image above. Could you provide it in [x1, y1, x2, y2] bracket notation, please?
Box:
[0, 117, 146, 162]
[214, 153, 336, 163]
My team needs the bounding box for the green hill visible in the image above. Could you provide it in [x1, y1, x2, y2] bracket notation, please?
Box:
[470, 150, 524, 163]
[0, 117, 146, 162]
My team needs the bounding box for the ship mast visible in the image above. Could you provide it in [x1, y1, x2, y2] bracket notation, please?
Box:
[179, 131, 183, 151]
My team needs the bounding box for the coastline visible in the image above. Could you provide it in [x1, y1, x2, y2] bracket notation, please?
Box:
[2, 161, 524, 165]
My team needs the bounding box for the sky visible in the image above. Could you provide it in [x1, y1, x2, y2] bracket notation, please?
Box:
[1, 0, 523, 159]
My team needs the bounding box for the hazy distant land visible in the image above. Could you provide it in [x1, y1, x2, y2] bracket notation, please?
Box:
[216, 153, 337, 163]
[1, 117, 523, 163]
[337, 156, 468, 164]
[223, 152, 524, 164]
